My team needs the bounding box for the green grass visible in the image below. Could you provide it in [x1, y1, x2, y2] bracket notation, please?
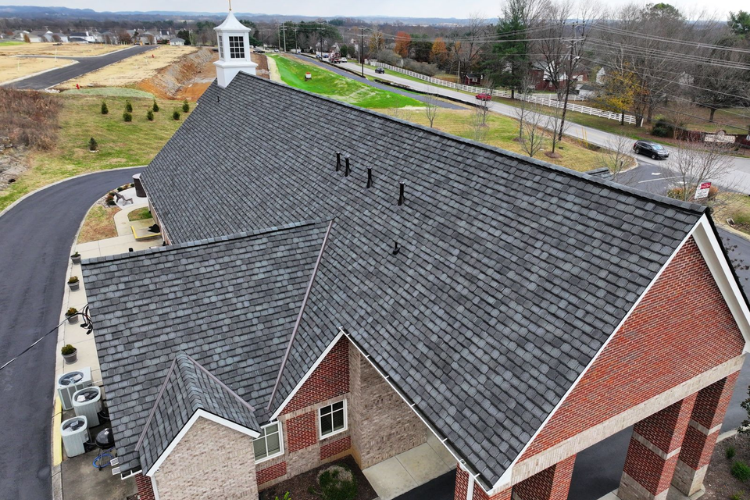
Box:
[128, 208, 153, 221]
[63, 87, 154, 98]
[400, 109, 606, 173]
[0, 94, 185, 211]
[0, 41, 24, 46]
[271, 55, 424, 109]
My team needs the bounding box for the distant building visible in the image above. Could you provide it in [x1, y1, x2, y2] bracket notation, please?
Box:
[169, 37, 185, 46]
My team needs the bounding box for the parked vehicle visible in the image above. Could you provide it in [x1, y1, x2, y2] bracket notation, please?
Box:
[340, 57, 348, 63]
[375, 67, 385, 74]
[476, 93, 492, 102]
[633, 140, 670, 160]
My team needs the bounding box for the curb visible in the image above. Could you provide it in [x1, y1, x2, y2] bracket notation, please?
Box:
[717, 223, 750, 243]
[1, 59, 78, 86]
[0, 165, 146, 219]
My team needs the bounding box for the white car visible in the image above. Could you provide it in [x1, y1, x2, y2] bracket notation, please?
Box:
[340, 57, 348, 63]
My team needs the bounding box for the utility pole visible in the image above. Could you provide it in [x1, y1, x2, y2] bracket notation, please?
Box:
[359, 27, 365, 77]
[557, 23, 580, 142]
[294, 26, 298, 53]
[282, 24, 287, 52]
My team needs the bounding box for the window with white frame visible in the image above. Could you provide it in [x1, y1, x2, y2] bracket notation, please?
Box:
[319, 400, 347, 438]
[218, 35, 224, 59]
[253, 422, 283, 461]
[229, 36, 245, 59]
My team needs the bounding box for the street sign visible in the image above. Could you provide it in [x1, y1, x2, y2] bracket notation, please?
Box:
[695, 182, 711, 200]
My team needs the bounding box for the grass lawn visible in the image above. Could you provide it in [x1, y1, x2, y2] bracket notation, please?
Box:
[63, 87, 155, 98]
[128, 207, 152, 221]
[0, 41, 24, 46]
[78, 205, 120, 243]
[0, 93, 186, 211]
[400, 109, 605, 173]
[712, 192, 750, 235]
[271, 55, 424, 109]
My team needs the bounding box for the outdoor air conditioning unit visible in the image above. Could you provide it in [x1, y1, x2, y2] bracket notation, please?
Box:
[57, 367, 92, 411]
[61, 416, 89, 458]
[72, 386, 102, 428]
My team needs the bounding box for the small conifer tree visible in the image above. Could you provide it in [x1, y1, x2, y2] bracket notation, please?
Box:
[88, 137, 98, 151]
[123, 112, 132, 122]
[182, 99, 190, 113]
[152, 100, 160, 112]
[172, 110, 181, 121]
[147, 110, 154, 121]
[101, 101, 108, 114]
[125, 100, 133, 112]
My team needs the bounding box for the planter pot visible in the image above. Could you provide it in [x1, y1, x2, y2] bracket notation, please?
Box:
[62, 350, 77, 364]
[67, 315, 79, 324]
[68, 281, 79, 291]
[71, 255, 81, 264]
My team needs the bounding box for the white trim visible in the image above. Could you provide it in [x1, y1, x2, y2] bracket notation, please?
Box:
[145, 409, 260, 477]
[151, 475, 161, 500]
[318, 399, 348, 440]
[463, 463, 476, 500]
[269, 330, 346, 421]
[253, 421, 285, 464]
[487, 220, 701, 495]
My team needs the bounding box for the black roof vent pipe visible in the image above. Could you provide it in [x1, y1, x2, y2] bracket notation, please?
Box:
[366, 168, 373, 188]
[345, 156, 351, 177]
[398, 181, 405, 206]
[336, 152, 342, 171]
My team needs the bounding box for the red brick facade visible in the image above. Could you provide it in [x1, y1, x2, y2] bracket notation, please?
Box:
[621, 395, 696, 498]
[514, 455, 576, 500]
[257, 462, 287, 486]
[320, 436, 351, 460]
[135, 473, 156, 500]
[282, 338, 350, 415]
[522, 238, 744, 459]
[455, 465, 470, 500]
[286, 411, 318, 453]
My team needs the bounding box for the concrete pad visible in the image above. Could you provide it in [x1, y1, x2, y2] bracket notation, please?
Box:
[75, 241, 100, 252]
[363, 457, 418, 500]
[427, 434, 457, 470]
[61, 445, 137, 500]
[397, 443, 453, 484]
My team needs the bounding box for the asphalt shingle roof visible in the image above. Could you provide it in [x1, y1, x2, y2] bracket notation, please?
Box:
[95, 73, 708, 487]
[136, 352, 260, 473]
[82, 221, 329, 473]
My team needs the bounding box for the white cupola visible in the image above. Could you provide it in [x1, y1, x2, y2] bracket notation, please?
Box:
[214, 8, 258, 88]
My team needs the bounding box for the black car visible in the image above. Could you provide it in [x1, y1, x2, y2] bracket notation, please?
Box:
[375, 67, 385, 74]
[633, 140, 669, 160]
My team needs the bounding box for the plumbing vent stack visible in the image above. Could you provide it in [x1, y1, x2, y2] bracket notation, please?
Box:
[345, 157, 351, 177]
[398, 182, 405, 206]
[336, 152, 342, 171]
[367, 168, 373, 188]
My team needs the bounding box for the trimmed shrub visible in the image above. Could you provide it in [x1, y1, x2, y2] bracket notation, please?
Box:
[732, 460, 750, 482]
[61, 344, 76, 355]
[728, 445, 737, 459]
[651, 118, 675, 138]
[123, 111, 132, 122]
[730, 493, 744, 500]
[152, 100, 160, 112]
[147, 110, 154, 121]
[125, 100, 133, 112]
[317, 465, 356, 500]
[182, 99, 190, 113]
[101, 101, 108, 114]
[172, 110, 181, 121]
[88, 137, 98, 151]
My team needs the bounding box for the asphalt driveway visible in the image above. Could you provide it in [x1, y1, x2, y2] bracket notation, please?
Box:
[3, 46, 155, 90]
[0, 167, 143, 500]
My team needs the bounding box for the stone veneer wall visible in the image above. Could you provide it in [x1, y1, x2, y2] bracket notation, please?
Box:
[153, 416, 259, 500]
[348, 343, 430, 469]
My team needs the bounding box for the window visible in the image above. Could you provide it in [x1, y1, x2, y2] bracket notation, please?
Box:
[218, 35, 224, 59]
[253, 422, 282, 462]
[229, 36, 245, 59]
[319, 400, 347, 438]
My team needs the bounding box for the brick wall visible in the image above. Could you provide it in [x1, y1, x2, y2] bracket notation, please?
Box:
[321, 436, 351, 460]
[348, 346, 430, 468]
[154, 416, 259, 500]
[256, 462, 287, 486]
[455, 465, 470, 500]
[514, 455, 576, 500]
[521, 238, 745, 460]
[287, 411, 318, 452]
[135, 473, 155, 500]
[282, 337, 349, 415]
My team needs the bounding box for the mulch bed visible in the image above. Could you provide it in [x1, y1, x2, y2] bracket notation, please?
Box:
[703, 434, 750, 500]
[259, 456, 377, 500]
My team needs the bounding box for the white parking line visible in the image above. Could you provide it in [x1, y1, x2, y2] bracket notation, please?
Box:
[637, 176, 682, 184]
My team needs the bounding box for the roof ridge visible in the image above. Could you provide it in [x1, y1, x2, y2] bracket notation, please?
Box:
[226, 72, 706, 216]
[81, 218, 329, 266]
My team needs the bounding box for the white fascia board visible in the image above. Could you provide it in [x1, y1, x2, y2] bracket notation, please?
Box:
[145, 409, 260, 477]
[692, 215, 750, 351]
[486, 219, 701, 495]
[269, 330, 346, 421]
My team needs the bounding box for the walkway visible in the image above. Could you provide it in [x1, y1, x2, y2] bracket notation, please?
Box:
[3, 46, 155, 90]
[362, 435, 456, 500]
[340, 62, 750, 194]
[0, 167, 144, 500]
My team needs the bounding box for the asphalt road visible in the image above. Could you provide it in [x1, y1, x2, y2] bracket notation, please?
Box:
[0, 167, 143, 500]
[290, 54, 464, 110]
[3, 46, 155, 90]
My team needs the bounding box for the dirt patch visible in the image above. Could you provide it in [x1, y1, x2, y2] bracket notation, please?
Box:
[259, 456, 377, 500]
[0, 145, 30, 188]
[137, 48, 216, 100]
[703, 434, 750, 500]
[253, 52, 270, 80]
[0, 43, 124, 57]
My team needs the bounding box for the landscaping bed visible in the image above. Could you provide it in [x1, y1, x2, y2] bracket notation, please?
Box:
[712, 193, 750, 237]
[259, 456, 377, 500]
[703, 434, 750, 500]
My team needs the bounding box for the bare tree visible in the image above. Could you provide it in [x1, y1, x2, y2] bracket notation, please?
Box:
[519, 103, 548, 158]
[597, 133, 634, 182]
[514, 75, 536, 138]
[423, 94, 439, 128]
[667, 140, 733, 202]
[469, 105, 488, 142]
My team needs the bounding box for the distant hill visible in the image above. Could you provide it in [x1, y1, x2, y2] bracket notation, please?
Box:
[0, 5, 471, 25]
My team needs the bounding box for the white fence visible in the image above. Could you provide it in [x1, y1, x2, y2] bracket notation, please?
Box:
[372, 62, 636, 125]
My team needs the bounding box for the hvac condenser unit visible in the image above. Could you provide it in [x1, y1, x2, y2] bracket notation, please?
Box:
[57, 367, 92, 411]
[61, 416, 89, 458]
[72, 386, 102, 428]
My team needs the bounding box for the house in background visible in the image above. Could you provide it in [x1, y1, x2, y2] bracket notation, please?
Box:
[530, 61, 589, 91]
[169, 37, 185, 46]
[81, 9, 750, 500]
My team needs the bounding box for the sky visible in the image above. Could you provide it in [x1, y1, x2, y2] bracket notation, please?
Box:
[2, 0, 744, 20]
